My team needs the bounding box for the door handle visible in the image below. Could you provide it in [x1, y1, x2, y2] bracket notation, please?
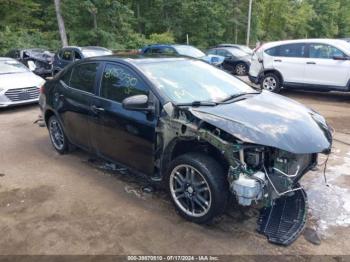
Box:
[274, 59, 282, 62]
[91, 105, 105, 114]
[306, 61, 316, 64]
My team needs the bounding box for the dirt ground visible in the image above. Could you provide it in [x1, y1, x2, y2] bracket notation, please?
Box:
[0, 87, 350, 255]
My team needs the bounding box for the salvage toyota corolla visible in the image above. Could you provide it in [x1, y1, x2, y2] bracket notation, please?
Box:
[40, 56, 332, 245]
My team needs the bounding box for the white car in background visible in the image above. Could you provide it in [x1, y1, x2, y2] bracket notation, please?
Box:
[0, 57, 45, 107]
[249, 39, 350, 92]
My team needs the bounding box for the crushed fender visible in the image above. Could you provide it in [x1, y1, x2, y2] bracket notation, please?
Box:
[257, 187, 308, 246]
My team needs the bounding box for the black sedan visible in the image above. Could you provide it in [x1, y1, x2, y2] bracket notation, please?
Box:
[40, 56, 331, 245]
[207, 47, 251, 75]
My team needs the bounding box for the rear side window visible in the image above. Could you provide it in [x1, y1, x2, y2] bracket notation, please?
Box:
[69, 63, 99, 93]
[309, 44, 345, 59]
[100, 63, 148, 103]
[265, 47, 278, 56]
[277, 44, 306, 57]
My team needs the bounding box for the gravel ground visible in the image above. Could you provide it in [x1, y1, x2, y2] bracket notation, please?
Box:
[0, 84, 350, 255]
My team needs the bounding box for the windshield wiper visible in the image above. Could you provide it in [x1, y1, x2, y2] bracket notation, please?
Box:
[176, 101, 218, 107]
[219, 91, 261, 103]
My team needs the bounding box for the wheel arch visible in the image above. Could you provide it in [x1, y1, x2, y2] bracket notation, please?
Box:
[260, 69, 284, 85]
[44, 109, 56, 127]
[161, 138, 230, 177]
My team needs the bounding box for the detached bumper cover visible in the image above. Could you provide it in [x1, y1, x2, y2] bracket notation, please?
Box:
[257, 187, 308, 246]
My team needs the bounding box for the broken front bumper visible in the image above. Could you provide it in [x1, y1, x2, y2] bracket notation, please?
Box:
[257, 186, 308, 246]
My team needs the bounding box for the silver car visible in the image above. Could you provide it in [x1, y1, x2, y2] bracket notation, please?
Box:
[0, 57, 45, 107]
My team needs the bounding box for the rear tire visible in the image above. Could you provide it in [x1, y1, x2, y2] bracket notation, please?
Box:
[166, 153, 229, 224]
[48, 115, 69, 154]
[261, 73, 281, 93]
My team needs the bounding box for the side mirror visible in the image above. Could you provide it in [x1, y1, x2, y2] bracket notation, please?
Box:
[122, 94, 154, 112]
[333, 55, 349, 61]
[27, 60, 36, 71]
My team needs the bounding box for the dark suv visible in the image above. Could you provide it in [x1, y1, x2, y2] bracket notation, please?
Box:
[53, 46, 112, 74]
[40, 56, 332, 245]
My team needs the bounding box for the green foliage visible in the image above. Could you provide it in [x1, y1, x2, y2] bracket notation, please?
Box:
[0, 0, 350, 55]
[147, 32, 175, 45]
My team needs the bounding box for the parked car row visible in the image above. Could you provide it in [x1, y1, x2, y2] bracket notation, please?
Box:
[1, 39, 340, 246]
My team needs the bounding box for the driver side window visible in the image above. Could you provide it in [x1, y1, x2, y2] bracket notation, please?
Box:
[100, 63, 148, 103]
[309, 44, 345, 59]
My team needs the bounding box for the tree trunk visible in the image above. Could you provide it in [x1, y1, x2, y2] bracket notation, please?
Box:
[54, 0, 68, 47]
[92, 11, 98, 30]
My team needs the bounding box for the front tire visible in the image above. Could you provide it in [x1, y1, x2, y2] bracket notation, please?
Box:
[48, 115, 69, 154]
[261, 73, 281, 92]
[235, 63, 248, 75]
[166, 153, 229, 224]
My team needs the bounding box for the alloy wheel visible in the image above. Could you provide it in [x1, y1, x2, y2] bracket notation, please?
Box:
[262, 76, 277, 91]
[235, 64, 247, 75]
[49, 118, 65, 151]
[169, 164, 212, 217]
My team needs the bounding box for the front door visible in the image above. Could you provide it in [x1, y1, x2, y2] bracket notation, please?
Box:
[303, 43, 350, 88]
[90, 62, 157, 175]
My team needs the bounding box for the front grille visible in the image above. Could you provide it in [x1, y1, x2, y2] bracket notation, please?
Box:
[5, 87, 40, 102]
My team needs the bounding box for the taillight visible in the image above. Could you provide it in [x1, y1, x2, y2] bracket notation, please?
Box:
[40, 84, 45, 94]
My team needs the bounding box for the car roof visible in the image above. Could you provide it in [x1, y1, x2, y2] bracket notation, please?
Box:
[78, 55, 195, 66]
[143, 44, 193, 49]
[261, 38, 349, 49]
[62, 46, 111, 51]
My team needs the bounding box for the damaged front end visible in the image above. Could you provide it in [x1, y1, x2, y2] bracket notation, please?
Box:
[158, 97, 332, 246]
[227, 146, 316, 245]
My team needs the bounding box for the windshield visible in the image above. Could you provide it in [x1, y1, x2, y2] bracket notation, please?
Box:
[0, 60, 29, 74]
[82, 49, 112, 58]
[227, 48, 251, 57]
[174, 46, 205, 58]
[239, 46, 253, 54]
[139, 59, 255, 104]
[338, 41, 350, 55]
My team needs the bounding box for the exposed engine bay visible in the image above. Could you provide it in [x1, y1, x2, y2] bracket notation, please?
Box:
[157, 100, 332, 245]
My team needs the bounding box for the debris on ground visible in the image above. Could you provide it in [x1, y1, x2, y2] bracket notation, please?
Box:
[303, 227, 321, 245]
[33, 115, 45, 127]
[0, 173, 5, 177]
[141, 185, 154, 193]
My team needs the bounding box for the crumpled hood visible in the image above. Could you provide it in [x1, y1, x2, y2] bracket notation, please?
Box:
[189, 91, 332, 154]
[0, 72, 45, 89]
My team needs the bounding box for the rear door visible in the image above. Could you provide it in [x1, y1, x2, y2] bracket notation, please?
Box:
[58, 62, 101, 151]
[271, 43, 307, 83]
[90, 62, 157, 175]
[303, 43, 350, 87]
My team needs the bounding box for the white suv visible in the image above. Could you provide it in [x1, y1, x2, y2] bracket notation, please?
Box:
[249, 39, 350, 92]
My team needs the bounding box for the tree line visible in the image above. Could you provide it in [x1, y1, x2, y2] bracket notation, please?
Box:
[1, 0, 350, 54]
